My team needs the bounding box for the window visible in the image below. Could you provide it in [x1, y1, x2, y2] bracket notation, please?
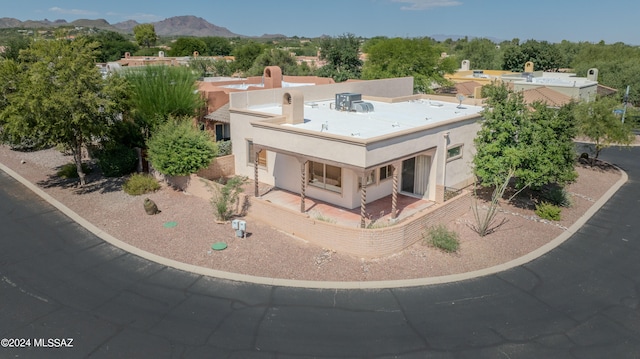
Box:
[358, 171, 376, 189]
[379, 165, 394, 181]
[215, 123, 230, 141]
[247, 140, 267, 167]
[309, 161, 341, 193]
[447, 144, 463, 161]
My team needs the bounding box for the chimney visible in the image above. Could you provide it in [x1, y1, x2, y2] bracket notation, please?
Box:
[525, 61, 534, 72]
[263, 66, 282, 89]
[461, 60, 470, 71]
[587, 68, 598, 81]
[282, 90, 304, 125]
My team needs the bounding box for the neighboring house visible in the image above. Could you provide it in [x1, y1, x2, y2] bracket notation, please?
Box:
[228, 77, 484, 227]
[198, 66, 335, 141]
[501, 62, 599, 102]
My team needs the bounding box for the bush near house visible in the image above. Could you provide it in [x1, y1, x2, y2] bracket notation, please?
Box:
[95, 144, 138, 177]
[535, 202, 561, 221]
[423, 225, 460, 253]
[211, 176, 247, 221]
[146, 118, 218, 176]
[57, 162, 92, 179]
[123, 173, 160, 196]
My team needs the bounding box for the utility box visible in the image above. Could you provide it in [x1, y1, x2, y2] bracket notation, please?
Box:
[232, 219, 247, 238]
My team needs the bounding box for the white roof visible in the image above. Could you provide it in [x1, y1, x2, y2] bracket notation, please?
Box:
[222, 81, 316, 90]
[250, 98, 483, 139]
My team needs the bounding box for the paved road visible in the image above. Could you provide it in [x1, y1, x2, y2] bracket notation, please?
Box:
[1, 146, 639, 358]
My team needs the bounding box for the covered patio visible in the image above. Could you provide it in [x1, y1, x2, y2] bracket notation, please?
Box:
[258, 187, 435, 228]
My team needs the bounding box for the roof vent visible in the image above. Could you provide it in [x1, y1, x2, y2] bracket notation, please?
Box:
[335, 93, 374, 113]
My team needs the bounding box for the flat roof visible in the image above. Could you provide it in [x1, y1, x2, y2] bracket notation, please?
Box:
[250, 98, 483, 139]
[222, 81, 315, 90]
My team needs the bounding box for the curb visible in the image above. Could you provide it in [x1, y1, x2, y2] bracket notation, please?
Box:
[0, 162, 628, 289]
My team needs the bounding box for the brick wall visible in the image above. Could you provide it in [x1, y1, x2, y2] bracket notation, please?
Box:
[246, 190, 471, 258]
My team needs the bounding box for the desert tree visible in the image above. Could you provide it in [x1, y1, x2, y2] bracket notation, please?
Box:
[474, 83, 577, 193]
[0, 38, 128, 186]
[133, 24, 158, 48]
[573, 96, 634, 159]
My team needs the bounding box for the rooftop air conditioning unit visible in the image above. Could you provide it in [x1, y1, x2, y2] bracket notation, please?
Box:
[335, 93, 374, 113]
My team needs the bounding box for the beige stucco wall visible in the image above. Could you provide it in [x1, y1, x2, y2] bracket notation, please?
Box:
[229, 77, 481, 209]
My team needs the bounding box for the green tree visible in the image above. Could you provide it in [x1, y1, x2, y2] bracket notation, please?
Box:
[82, 31, 139, 62]
[455, 37, 502, 70]
[168, 37, 208, 57]
[146, 117, 218, 176]
[1, 36, 32, 61]
[473, 84, 577, 192]
[201, 36, 232, 56]
[573, 96, 634, 158]
[121, 65, 203, 139]
[502, 39, 562, 72]
[232, 42, 265, 74]
[83, 31, 138, 62]
[361, 37, 457, 94]
[316, 33, 362, 82]
[133, 24, 157, 48]
[246, 48, 300, 76]
[0, 38, 128, 186]
[189, 57, 233, 77]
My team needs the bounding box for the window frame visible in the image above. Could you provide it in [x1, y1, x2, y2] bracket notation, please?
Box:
[308, 161, 342, 193]
[446, 144, 463, 162]
[247, 140, 267, 168]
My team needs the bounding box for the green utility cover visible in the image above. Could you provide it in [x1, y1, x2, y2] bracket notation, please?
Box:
[163, 221, 178, 228]
[212, 242, 227, 251]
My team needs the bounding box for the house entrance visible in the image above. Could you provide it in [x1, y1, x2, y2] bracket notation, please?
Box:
[401, 155, 431, 198]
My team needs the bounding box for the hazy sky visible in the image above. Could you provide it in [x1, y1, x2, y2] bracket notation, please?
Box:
[4, 0, 638, 44]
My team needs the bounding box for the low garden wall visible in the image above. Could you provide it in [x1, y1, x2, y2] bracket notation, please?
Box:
[246, 191, 471, 258]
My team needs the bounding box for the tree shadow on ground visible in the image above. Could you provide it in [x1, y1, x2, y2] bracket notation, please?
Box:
[38, 165, 126, 195]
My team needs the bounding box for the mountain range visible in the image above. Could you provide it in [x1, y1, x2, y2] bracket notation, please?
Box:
[0, 15, 497, 42]
[0, 15, 288, 38]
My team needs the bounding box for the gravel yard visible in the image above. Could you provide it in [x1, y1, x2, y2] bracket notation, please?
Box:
[0, 145, 624, 282]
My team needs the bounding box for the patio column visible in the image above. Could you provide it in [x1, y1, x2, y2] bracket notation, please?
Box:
[300, 160, 307, 213]
[254, 150, 260, 197]
[360, 173, 368, 228]
[391, 163, 399, 219]
[440, 131, 450, 202]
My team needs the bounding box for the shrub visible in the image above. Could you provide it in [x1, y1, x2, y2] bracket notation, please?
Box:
[57, 162, 91, 179]
[313, 213, 337, 224]
[218, 140, 232, 156]
[95, 144, 138, 177]
[146, 118, 218, 176]
[535, 202, 561, 221]
[211, 176, 247, 221]
[423, 225, 460, 253]
[123, 173, 160, 195]
[543, 186, 572, 208]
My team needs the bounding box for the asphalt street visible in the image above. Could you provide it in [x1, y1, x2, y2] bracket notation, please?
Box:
[1, 146, 639, 358]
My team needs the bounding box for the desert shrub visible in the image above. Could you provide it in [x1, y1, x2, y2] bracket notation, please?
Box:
[123, 173, 160, 195]
[543, 186, 572, 208]
[146, 117, 217, 176]
[95, 144, 138, 177]
[218, 140, 232, 156]
[57, 162, 92, 179]
[535, 202, 561, 221]
[313, 212, 337, 224]
[423, 225, 460, 253]
[211, 176, 247, 221]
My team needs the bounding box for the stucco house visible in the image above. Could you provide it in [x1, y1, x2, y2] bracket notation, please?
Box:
[228, 77, 484, 227]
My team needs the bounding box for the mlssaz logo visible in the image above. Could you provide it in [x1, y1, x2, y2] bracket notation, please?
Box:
[34, 338, 74, 348]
